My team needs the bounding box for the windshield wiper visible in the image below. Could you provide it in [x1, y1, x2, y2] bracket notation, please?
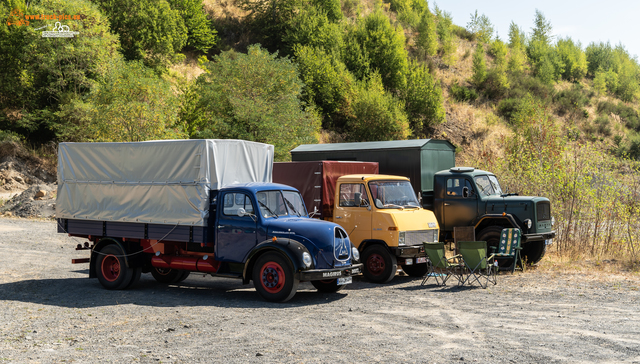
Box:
[258, 200, 278, 218]
[383, 203, 404, 210]
[283, 197, 301, 216]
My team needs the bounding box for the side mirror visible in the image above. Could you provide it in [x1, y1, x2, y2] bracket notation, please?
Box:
[462, 187, 469, 198]
[375, 199, 383, 209]
[354, 192, 361, 207]
[237, 208, 246, 217]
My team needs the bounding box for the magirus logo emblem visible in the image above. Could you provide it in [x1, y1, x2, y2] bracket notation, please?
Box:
[334, 228, 350, 261]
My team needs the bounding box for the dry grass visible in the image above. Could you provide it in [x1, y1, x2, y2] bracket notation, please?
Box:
[535, 250, 640, 279]
[169, 51, 205, 82]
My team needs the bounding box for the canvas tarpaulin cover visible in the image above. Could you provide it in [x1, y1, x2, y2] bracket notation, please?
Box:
[57, 139, 274, 226]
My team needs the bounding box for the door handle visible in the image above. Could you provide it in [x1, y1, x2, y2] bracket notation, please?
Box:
[444, 203, 450, 206]
[217, 225, 225, 229]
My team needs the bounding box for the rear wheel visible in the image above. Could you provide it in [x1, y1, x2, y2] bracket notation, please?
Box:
[95, 244, 134, 290]
[151, 267, 186, 284]
[521, 240, 547, 264]
[400, 263, 429, 277]
[311, 279, 347, 293]
[253, 252, 298, 302]
[362, 245, 397, 283]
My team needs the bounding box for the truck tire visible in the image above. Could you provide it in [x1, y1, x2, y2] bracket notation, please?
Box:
[311, 279, 347, 293]
[95, 244, 135, 290]
[400, 263, 429, 277]
[476, 226, 504, 256]
[521, 240, 547, 264]
[151, 267, 186, 284]
[126, 267, 142, 289]
[362, 245, 397, 283]
[253, 252, 299, 302]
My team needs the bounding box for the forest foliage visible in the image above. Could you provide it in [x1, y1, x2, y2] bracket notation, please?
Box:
[2, 0, 640, 263]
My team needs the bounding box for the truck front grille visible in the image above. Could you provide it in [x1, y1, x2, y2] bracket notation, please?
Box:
[537, 202, 551, 221]
[405, 229, 438, 246]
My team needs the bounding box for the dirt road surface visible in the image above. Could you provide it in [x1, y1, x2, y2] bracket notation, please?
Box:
[1, 218, 639, 363]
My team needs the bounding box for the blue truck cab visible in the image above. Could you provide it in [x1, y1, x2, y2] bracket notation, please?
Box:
[57, 140, 362, 302]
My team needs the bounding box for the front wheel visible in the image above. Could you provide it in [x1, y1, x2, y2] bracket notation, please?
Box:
[311, 279, 347, 293]
[521, 240, 547, 264]
[362, 245, 397, 283]
[253, 252, 299, 302]
[401, 263, 429, 277]
[95, 243, 135, 290]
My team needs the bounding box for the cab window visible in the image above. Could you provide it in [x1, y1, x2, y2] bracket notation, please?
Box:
[446, 178, 475, 198]
[339, 183, 369, 207]
[223, 192, 255, 216]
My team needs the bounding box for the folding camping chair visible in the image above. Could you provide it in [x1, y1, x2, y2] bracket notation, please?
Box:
[421, 242, 463, 286]
[493, 228, 523, 273]
[457, 241, 497, 288]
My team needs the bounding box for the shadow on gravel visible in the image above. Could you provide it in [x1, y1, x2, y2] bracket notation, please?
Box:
[0, 274, 350, 308]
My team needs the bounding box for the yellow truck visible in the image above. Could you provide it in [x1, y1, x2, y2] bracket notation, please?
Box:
[273, 161, 439, 283]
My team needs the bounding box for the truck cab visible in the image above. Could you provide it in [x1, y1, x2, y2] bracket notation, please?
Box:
[433, 167, 555, 262]
[330, 175, 439, 283]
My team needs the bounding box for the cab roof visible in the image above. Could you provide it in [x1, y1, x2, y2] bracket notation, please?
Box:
[337, 174, 410, 182]
[434, 167, 495, 178]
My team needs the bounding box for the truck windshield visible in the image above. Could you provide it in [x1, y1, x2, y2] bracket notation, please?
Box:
[368, 181, 420, 209]
[256, 190, 307, 218]
[474, 175, 503, 196]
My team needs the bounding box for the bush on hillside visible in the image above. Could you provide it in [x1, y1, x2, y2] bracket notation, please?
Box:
[188, 45, 321, 161]
[450, 82, 478, 102]
[553, 84, 589, 117]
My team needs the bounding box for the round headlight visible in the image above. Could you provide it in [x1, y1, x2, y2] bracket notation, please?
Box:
[524, 219, 532, 229]
[302, 252, 312, 268]
[351, 247, 360, 261]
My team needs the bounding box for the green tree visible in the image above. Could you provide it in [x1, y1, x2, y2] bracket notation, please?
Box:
[283, 2, 343, 55]
[416, 6, 438, 58]
[0, 0, 122, 144]
[167, 0, 217, 53]
[59, 60, 185, 142]
[345, 72, 410, 141]
[402, 60, 445, 136]
[294, 45, 354, 129]
[530, 9, 553, 46]
[95, 0, 188, 69]
[435, 6, 456, 65]
[556, 37, 587, 81]
[188, 45, 321, 161]
[466, 10, 494, 43]
[345, 8, 409, 90]
[593, 68, 608, 95]
[472, 43, 487, 87]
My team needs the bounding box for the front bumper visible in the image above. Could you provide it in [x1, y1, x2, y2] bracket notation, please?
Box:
[298, 263, 363, 281]
[392, 245, 427, 258]
[523, 230, 556, 242]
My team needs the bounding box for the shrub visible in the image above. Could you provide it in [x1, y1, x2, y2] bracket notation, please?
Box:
[402, 60, 445, 136]
[597, 101, 640, 131]
[450, 82, 478, 102]
[167, 0, 217, 53]
[415, 7, 438, 58]
[594, 115, 612, 136]
[471, 43, 487, 87]
[95, 0, 187, 69]
[344, 73, 410, 141]
[190, 45, 321, 161]
[553, 84, 589, 117]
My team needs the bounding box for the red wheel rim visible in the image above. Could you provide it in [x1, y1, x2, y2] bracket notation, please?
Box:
[367, 253, 385, 275]
[260, 261, 285, 294]
[101, 254, 120, 282]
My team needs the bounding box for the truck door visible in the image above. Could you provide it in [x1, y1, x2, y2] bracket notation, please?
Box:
[443, 177, 478, 231]
[216, 191, 258, 262]
[334, 183, 371, 247]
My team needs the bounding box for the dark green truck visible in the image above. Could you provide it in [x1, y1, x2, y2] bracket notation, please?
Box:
[290, 139, 556, 264]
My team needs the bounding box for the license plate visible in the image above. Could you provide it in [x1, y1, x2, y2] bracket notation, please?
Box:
[545, 239, 553, 245]
[338, 277, 352, 285]
[416, 257, 427, 264]
[351, 267, 361, 275]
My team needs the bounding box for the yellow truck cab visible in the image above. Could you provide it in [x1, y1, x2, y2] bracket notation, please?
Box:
[330, 174, 439, 282]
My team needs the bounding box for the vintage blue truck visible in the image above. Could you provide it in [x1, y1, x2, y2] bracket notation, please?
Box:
[57, 139, 362, 302]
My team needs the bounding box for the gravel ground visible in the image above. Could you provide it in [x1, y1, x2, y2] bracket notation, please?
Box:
[1, 217, 639, 363]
